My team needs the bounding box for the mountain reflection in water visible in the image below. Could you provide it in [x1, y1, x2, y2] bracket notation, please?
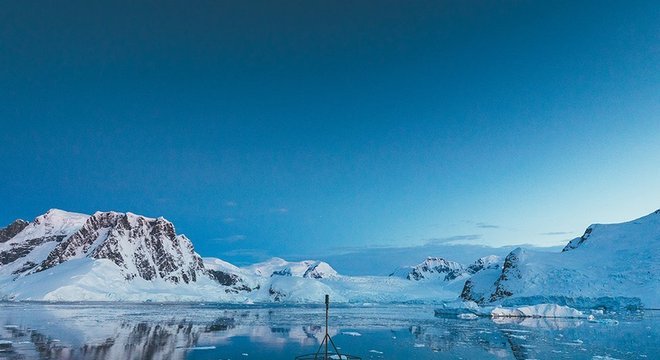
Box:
[0, 303, 657, 359]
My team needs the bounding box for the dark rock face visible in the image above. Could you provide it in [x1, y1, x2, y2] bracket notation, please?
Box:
[489, 249, 524, 302]
[459, 279, 477, 302]
[0, 219, 29, 243]
[0, 235, 67, 266]
[302, 264, 325, 279]
[208, 269, 241, 286]
[37, 213, 118, 271]
[0, 219, 37, 266]
[269, 286, 286, 302]
[562, 226, 594, 252]
[0, 211, 88, 269]
[271, 268, 292, 277]
[34, 212, 205, 284]
[207, 270, 252, 293]
[12, 261, 37, 275]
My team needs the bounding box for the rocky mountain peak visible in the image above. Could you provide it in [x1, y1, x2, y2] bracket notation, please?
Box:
[33, 211, 204, 284]
[406, 256, 465, 281]
[0, 219, 29, 243]
[0, 210, 88, 269]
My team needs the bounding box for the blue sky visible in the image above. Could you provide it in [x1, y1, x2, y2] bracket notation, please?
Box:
[1, 1, 659, 268]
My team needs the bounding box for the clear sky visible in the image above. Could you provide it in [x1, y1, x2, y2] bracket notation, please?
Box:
[1, 1, 659, 267]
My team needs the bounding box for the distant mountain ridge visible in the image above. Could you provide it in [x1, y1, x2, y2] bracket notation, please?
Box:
[389, 255, 501, 282]
[0, 209, 348, 302]
[1, 208, 658, 307]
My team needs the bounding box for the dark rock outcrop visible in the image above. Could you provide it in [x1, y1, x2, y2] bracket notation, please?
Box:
[562, 226, 594, 252]
[0, 219, 29, 243]
[489, 248, 524, 302]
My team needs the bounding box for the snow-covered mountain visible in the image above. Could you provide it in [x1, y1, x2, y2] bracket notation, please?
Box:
[0, 210, 253, 301]
[1, 208, 658, 306]
[461, 209, 660, 308]
[0, 209, 89, 275]
[390, 257, 465, 281]
[391, 255, 501, 282]
[32, 211, 206, 284]
[0, 209, 479, 303]
[244, 257, 338, 279]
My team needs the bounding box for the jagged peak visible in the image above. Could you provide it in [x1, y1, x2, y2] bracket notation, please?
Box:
[475, 255, 500, 263]
[32, 209, 203, 284]
[246, 257, 338, 278]
[4, 219, 29, 227]
[419, 256, 463, 267]
[0, 219, 30, 243]
[86, 211, 176, 232]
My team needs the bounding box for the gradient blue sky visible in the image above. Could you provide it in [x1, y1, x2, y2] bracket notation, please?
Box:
[1, 1, 659, 267]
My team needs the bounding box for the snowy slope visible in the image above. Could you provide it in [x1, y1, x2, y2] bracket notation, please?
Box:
[0, 209, 89, 276]
[462, 210, 660, 308]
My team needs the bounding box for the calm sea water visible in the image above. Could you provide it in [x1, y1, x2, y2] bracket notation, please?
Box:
[0, 302, 657, 359]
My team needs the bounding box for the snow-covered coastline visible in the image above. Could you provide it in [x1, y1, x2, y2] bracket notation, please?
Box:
[1, 209, 658, 310]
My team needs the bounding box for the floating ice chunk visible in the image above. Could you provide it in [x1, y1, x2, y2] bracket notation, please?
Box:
[369, 349, 384, 354]
[342, 331, 362, 336]
[491, 304, 584, 318]
[435, 300, 492, 317]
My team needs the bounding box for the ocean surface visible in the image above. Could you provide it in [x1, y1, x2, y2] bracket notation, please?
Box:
[0, 302, 657, 359]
